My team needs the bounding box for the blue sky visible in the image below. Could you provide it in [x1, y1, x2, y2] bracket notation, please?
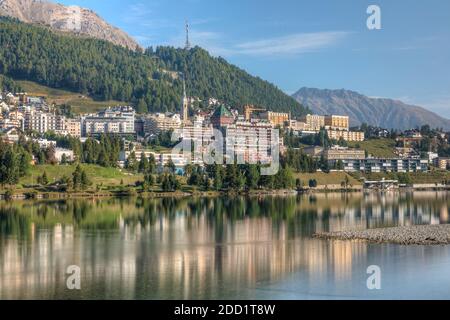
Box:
[58, 0, 450, 117]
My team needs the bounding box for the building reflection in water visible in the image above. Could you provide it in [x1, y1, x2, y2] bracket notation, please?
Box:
[0, 191, 449, 299]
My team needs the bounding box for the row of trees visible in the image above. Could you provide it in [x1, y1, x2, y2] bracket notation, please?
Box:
[183, 163, 295, 191]
[125, 152, 157, 173]
[284, 128, 332, 149]
[33, 133, 123, 168]
[0, 140, 31, 186]
[19, 137, 58, 165]
[0, 74, 20, 92]
[35, 165, 91, 191]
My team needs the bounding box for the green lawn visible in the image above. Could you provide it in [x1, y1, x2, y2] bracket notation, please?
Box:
[17, 80, 129, 114]
[348, 138, 397, 158]
[20, 164, 142, 187]
[294, 172, 362, 186]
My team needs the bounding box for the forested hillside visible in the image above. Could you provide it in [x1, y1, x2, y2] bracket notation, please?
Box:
[0, 74, 20, 92]
[0, 17, 177, 111]
[154, 46, 305, 115]
[0, 17, 308, 115]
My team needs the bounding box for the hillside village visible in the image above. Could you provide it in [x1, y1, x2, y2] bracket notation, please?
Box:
[1, 85, 450, 198]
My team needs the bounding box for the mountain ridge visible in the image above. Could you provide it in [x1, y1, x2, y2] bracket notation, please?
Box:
[0, 0, 140, 50]
[0, 17, 307, 116]
[292, 87, 450, 130]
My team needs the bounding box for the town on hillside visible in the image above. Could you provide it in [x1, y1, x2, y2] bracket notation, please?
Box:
[1, 88, 450, 196]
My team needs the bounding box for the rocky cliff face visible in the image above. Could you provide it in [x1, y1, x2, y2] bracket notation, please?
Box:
[0, 0, 140, 50]
[292, 87, 450, 130]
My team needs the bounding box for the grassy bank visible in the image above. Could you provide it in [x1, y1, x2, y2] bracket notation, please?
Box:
[2, 164, 448, 200]
[294, 172, 362, 187]
[19, 164, 142, 187]
[348, 138, 397, 158]
[17, 80, 128, 114]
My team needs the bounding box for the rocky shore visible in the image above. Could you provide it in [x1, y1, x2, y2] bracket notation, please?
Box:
[313, 224, 450, 245]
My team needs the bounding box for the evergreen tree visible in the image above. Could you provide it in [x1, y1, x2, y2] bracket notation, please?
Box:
[0, 147, 20, 186]
[61, 153, 68, 165]
[136, 98, 148, 114]
[138, 153, 149, 173]
[72, 165, 83, 190]
[165, 157, 176, 174]
[246, 165, 260, 189]
[148, 154, 156, 174]
[40, 171, 49, 185]
[213, 165, 223, 191]
[161, 173, 180, 192]
[143, 172, 154, 191]
[224, 164, 238, 189]
[80, 170, 91, 190]
[296, 178, 303, 191]
[18, 152, 31, 177]
[0, 142, 31, 186]
[126, 151, 138, 172]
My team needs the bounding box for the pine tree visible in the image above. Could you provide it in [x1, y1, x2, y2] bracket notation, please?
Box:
[80, 170, 91, 190]
[41, 171, 49, 185]
[126, 151, 138, 172]
[148, 154, 156, 174]
[136, 98, 148, 114]
[139, 152, 149, 173]
[72, 165, 82, 190]
[246, 165, 260, 189]
[213, 165, 223, 191]
[165, 157, 176, 174]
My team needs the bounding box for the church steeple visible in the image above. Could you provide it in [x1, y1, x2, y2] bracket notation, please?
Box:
[182, 76, 189, 125]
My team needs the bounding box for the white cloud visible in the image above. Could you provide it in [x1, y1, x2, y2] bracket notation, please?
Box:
[126, 3, 153, 20]
[163, 30, 350, 58]
[234, 31, 351, 56]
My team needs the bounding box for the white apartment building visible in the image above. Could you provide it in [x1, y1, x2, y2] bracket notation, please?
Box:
[332, 158, 428, 173]
[224, 120, 281, 164]
[23, 111, 66, 134]
[144, 113, 182, 135]
[82, 106, 135, 136]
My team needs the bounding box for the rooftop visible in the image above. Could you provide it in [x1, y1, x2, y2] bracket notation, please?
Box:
[212, 105, 233, 118]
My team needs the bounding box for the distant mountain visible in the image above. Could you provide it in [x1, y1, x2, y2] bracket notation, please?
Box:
[0, 0, 140, 50]
[292, 87, 450, 130]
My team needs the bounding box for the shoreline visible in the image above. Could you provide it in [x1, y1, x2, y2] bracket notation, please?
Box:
[1, 185, 449, 201]
[0, 188, 299, 201]
[313, 224, 450, 245]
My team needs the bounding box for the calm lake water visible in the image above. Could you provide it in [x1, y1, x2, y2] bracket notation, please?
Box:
[1, 192, 450, 300]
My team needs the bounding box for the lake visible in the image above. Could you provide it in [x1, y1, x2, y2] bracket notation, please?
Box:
[1, 192, 450, 300]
